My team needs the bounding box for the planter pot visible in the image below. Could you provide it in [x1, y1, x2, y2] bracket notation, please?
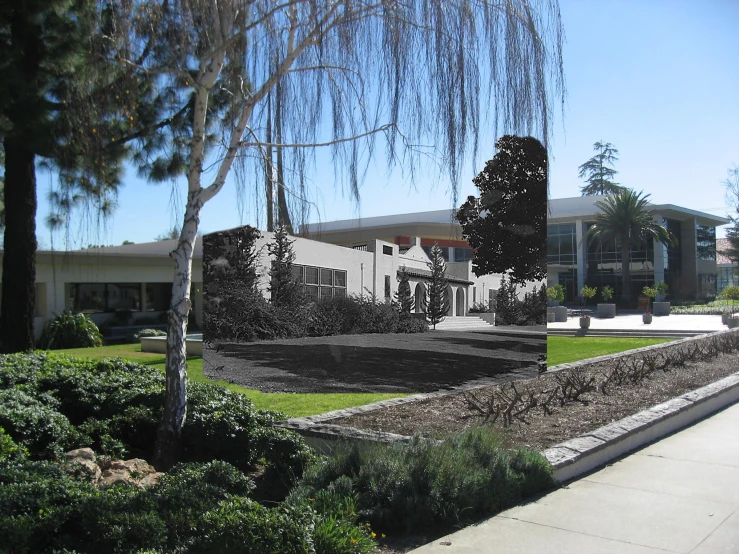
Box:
[722, 313, 729, 325]
[579, 317, 590, 329]
[597, 303, 616, 318]
[729, 318, 739, 329]
[643, 314, 653, 324]
[547, 312, 556, 323]
[553, 306, 568, 323]
[653, 302, 670, 316]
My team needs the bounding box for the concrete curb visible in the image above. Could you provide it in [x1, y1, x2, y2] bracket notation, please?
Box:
[544, 371, 739, 483]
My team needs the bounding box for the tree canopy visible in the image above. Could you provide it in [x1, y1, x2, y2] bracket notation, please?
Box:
[581, 189, 676, 304]
[578, 141, 624, 196]
[456, 135, 547, 284]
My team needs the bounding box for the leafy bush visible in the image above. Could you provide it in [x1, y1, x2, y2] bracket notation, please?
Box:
[0, 459, 377, 554]
[395, 317, 428, 334]
[133, 329, 167, 340]
[0, 353, 314, 478]
[292, 427, 554, 535]
[469, 301, 492, 313]
[0, 389, 79, 458]
[38, 312, 103, 350]
[0, 426, 28, 461]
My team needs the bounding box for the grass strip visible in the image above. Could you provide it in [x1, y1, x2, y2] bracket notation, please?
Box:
[547, 336, 676, 366]
[54, 343, 408, 417]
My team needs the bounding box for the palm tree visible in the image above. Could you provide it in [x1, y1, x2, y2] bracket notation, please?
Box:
[582, 189, 677, 305]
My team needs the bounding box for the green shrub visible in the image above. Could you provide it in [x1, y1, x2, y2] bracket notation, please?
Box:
[0, 426, 28, 461]
[0, 389, 79, 458]
[38, 312, 103, 350]
[395, 317, 428, 333]
[133, 329, 167, 340]
[0, 458, 376, 554]
[293, 427, 554, 535]
[0, 353, 314, 479]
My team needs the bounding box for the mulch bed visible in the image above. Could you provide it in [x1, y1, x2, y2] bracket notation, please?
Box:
[204, 330, 546, 393]
[329, 345, 739, 452]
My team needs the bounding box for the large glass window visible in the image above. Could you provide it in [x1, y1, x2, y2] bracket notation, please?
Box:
[718, 267, 738, 294]
[293, 265, 347, 302]
[697, 225, 716, 261]
[547, 224, 577, 267]
[454, 248, 474, 262]
[71, 283, 144, 312]
[146, 283, 173, 311]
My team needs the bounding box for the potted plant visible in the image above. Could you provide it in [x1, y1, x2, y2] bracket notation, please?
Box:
[653, 281, 670, 316]
[579, 285, 596, 325]
[546, 284, 567, 322]
[722, 310, 730, 325]
[596, 285, 616, 318]
[579, 313, 591, 329]
[642, 286, 657, 324]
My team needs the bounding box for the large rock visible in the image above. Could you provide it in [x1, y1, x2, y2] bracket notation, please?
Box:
[64, 448, 102, 482]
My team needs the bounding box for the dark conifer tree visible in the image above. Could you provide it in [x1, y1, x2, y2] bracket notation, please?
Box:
[395, 266, 414, 317]
[578, 141, 625, 196]
[267, 225, 300, 308]
[425, 243, 449, 329]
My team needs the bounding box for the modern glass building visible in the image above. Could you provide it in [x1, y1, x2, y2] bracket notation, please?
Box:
[547, 196, 728, 303]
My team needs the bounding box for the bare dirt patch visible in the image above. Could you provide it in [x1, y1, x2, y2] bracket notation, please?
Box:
[330, 344, 739, 452]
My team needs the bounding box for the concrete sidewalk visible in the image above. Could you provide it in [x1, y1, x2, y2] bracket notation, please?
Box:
[548, 314, 726, 337]
[410, 402, 739, 553]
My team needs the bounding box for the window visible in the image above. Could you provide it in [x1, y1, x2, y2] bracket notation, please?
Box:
[455, 248, 474, 262]
[71, 283, 144, 313]
[292, 265, 347, 302]
[547, 224, 577, 266]
[697, 225, 716, 261]
[383, 245, 393, 255]
[305, 267, 319, 285]
[384, 275, 391, 299]
[320, 268, 333, 286]
[146, 283, 173, 311]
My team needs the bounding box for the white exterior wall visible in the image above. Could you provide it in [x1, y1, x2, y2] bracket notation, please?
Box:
[1, 251, 204, 341]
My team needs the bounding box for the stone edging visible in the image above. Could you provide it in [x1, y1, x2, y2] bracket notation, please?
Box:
[544, 371, 739, 483]
[547, 329, 737, 374]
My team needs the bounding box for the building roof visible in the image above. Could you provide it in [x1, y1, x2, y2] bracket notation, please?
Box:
[717, 238, 734, 265]
[302, 209, 459, 233]
[548, 195, 729, 227]
[22, 239, 204, 259]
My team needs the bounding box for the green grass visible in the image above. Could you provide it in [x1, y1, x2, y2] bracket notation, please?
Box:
[547, 336, 676, 366]
[52, 343, 408, 417]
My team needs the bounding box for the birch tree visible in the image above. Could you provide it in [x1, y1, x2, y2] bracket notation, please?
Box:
[101, 0, 565, 469]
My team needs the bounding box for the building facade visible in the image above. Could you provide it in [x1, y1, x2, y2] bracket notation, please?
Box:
[548, 196, 727, 303]
[0, 240, 204, 341]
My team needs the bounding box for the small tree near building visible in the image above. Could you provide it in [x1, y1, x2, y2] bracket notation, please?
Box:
[395, 267, 414, 317]
[425, 244, 449, 329]
[267, 225, 300, 308]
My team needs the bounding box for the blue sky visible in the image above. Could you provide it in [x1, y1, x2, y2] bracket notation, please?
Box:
[34, 0, 739, 249]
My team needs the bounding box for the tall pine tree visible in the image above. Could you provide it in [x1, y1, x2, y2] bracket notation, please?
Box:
[395, 266, 414, 317]
[426, 243, 449, 329]
[578, 141, 625, 196]
[267, 225, 300, 308]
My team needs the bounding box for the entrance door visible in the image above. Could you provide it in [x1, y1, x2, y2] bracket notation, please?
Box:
[559, 272, 577, 304]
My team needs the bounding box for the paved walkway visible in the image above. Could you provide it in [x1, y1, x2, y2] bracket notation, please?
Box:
[548, 313, 726, 334]
[410, 402, 739, 553]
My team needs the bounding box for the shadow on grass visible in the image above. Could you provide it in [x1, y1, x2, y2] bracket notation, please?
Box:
[209, 341, 542, 394]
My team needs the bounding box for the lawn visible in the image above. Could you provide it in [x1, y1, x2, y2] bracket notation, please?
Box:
[547, 336, 676, 366]
[54, 343, 408, 417]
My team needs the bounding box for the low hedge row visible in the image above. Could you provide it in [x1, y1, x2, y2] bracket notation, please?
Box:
[205, 289, 428, 343]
